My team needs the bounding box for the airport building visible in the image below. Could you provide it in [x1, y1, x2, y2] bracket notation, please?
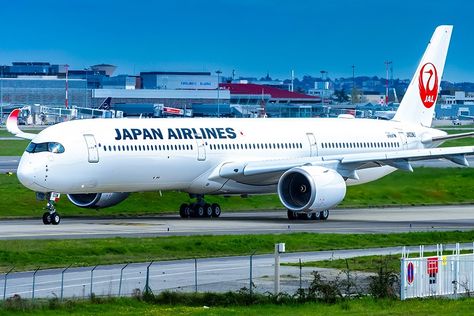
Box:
[436, 91, 474, 119]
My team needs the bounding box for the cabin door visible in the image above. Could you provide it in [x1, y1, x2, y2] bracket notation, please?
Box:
[84, 134, 99, 163]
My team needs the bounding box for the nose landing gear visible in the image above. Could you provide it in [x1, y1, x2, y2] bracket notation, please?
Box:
[41, 192, 61, 225]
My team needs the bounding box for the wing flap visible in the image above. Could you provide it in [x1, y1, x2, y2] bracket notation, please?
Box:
[217, 146, 474, 183]
[340, 146, 474, 165]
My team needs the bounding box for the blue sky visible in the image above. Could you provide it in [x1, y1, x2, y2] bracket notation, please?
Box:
[1, 0, 472, 81]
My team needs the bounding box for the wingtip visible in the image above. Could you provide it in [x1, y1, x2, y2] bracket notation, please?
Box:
[6, 109, 21, 134]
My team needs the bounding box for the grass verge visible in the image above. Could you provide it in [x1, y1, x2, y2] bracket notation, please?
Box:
[0, 168, 473, 219]
[2, 230, 474, 272]
[284, 250, 474, 273]
[1, 296, 474, 316]
[0, 140, 29, 156]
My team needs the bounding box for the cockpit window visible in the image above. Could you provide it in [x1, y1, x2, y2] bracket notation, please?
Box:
[25, 142, 65, 154]
[48, 142, 65, 153]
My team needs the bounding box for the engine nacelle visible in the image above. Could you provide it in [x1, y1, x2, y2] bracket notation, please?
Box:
[277, 166, 346, 212]
[67, 193, 130, 209]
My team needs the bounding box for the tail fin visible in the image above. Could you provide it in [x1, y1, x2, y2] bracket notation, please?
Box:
[392, 25, 453, 127]
[98, 97, 112, 110]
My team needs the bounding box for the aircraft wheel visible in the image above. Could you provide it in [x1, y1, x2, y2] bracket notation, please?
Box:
[42, 212, 52, 225]
[211, 203, 221, 217]
[204, 203, 213, 217]
[194, 205, 205, 217]
[311, 212, 319, 220]
[51, 212, 61, 225]
[179, 203, 190, 218]
[319, 210, 329, 221]
[287, 210, 296, 220]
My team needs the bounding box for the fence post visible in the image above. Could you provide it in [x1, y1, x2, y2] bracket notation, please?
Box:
[249, 250, 256, 295]
[299, 259, 302, 290]
[144, 261, 154, 295]
[3, 267, 14, 301]
[194, 258, 198, 293]
[60, 264, 72, 301]
[400, 257, 405, 300]
[90, 265, 98, 298]
[32, 267, 40, 301]
[118, 263, 130, 297]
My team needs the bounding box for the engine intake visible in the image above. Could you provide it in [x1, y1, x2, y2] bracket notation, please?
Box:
[67, 192, 130, 209]
[278, 166, 346, 212]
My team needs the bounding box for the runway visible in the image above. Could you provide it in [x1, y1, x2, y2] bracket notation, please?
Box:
[0, 205, 473, 240]
[0, 156, 20, 173]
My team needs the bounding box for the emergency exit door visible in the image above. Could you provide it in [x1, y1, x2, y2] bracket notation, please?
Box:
[306, 133, 318, 157]
[84, 134, 99, 163]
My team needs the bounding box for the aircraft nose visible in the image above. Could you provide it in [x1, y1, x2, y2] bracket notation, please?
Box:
[17, 156, 36, 187]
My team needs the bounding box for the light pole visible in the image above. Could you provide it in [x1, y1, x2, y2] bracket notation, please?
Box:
[384, 61, 392, 106]
[320, 70, 327, 106]
[64, 64, 69, 109]
[352, 65, 355, 104]
[0, 66, 3, 124]
[216, 70, 222, 117]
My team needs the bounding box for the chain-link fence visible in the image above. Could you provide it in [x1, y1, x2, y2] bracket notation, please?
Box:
[0, 254, 375, 301]
[1, 243, 473, 301]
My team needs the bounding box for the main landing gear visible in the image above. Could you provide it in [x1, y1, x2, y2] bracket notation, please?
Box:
[287, 209, 329, 221]
[179, 195, 221, 219]
[41, 192, 61, 225]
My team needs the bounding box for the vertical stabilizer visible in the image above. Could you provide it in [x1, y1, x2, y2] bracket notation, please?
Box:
[392, 25, 452, 127]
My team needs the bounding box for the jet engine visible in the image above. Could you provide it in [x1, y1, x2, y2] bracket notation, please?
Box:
[67, 193, 130, 209]
[277, 166, 346, 212]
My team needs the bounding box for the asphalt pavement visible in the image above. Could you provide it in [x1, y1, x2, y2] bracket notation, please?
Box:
[0, 205, 473, 240]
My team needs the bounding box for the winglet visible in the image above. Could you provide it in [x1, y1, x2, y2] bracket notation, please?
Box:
[6, 109, 36, 140]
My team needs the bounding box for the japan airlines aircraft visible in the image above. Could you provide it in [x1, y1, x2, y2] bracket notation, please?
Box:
[7, 25, 474, 225]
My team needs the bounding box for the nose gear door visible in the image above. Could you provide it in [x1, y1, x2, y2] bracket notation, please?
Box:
[84, 134, 99, 163]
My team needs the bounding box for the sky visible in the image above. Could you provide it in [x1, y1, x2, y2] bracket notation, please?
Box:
[1, 0, 473, 82]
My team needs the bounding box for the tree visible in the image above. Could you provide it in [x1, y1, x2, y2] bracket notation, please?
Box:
[334, 89, 349, 103]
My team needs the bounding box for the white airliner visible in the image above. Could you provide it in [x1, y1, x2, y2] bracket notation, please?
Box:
[7, 25, 474, 225]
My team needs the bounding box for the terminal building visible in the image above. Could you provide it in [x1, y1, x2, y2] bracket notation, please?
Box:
[436, 91, 474, 119]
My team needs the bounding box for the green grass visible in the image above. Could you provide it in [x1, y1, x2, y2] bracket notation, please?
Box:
[283, 254, 402, 273]
[2, 230, 474, 272]
[0, 129, 41, 138]
[1, 297, 474, 315]
[0, 139, 29, 155]
[285, 250, 473, 273]
[0, 168, 473, 219]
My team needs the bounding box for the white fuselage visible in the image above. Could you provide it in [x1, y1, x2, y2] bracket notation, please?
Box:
[17, 117, 445, 195]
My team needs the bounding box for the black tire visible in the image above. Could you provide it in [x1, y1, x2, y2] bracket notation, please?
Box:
[194, 205, 205, 217]
[211, 203, 221, 217]
[310, 212, 319, 220]
[319, 210, 329, 221]
[204, 203, 212, 217]
[42, 212, 51, 225]
[179, 203, 189, 218]
[287, 210, 296, 220]
[297, 212, 312, 220]
[51, 213, 61, 225]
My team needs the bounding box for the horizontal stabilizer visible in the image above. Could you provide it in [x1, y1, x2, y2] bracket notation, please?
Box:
[430, 131, 474, 143]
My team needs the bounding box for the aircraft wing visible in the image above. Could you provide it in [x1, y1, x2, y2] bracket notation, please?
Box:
[216, 145, 474, 184]
[6, 109, 37, 140]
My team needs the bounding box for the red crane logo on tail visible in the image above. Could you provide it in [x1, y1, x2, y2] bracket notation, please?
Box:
[418, 63, 438, 108]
